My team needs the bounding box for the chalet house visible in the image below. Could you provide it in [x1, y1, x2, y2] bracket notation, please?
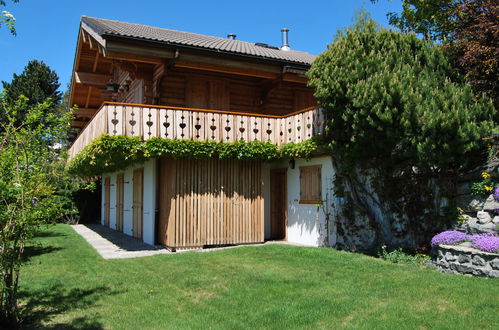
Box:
[68, 16, 335, 250]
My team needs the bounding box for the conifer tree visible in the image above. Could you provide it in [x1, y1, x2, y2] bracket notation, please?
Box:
[1, 60, 62, 128]
[307, 19, 495, 249]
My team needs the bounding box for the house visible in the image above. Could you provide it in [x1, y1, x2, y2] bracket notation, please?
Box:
[68, 16, 335, 250]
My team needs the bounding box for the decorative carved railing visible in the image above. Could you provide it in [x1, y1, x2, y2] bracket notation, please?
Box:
[69, 102, 325, 160]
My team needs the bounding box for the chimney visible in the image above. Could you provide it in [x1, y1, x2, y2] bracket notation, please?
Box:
[227, 33, 237, 40]
[280, 28, 290, 51]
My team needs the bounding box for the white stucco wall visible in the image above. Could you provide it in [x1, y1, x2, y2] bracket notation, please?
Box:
[287, 156, 335, 247]
[101, 159, 157, 245]
[263, 156, 336, 247]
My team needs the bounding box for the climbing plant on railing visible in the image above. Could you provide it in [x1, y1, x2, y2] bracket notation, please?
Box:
[67, 134, 323, 177]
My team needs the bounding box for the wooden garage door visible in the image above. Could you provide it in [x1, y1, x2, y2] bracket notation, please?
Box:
[158, 157, 264, 248]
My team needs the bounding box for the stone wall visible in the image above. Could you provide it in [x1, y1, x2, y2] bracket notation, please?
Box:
[435, 244, 499, 278]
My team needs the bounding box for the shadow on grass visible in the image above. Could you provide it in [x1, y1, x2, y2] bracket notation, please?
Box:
[21, 246, 62, 262]
[33, 228, 67, 238]
[19, 284, 120, 329]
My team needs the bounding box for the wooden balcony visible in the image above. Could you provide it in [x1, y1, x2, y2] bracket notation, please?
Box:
[68, 102, 325, 160]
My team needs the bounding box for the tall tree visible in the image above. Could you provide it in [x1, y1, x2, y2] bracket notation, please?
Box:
[307, 19, 495, 250]
[448, 0, 498, 104]
[372, 0, 498, 106]
[0, 94, 72, 326]
[2, 60, 63, 128]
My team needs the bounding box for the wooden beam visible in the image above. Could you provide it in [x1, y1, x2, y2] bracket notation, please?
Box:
[106, 40, 175, 60]
[104, 49, 166, 65]
[175, 60, 279, 79]
[85, 86, 93, 108]
[74, 72, 111, 86]
[92, 52, 100, 72]
[73, 107, 98, 117]
[282, 73, 308, 84]
[70, 121, 88, 128]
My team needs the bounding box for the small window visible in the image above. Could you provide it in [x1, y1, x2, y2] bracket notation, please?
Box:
[299, 165, 322, 204]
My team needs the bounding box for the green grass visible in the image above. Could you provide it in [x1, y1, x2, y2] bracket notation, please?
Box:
[20, 224, 498, 329]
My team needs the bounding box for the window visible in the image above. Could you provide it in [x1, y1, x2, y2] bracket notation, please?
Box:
[299, 165, 322, 204]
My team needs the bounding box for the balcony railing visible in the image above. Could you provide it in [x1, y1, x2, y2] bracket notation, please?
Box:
[69, 102, 325, 160]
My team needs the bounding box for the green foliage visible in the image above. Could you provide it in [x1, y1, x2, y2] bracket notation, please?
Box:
[278, 139, 322, 159]
[308, 19, 495, 172]
[2, 60, 63, 129]
[67, 135, 323, 177]
[68, 135, 147, 178]
[470, 171, 497, 196]
[372, 0, 499, 105]
[372, 0, 457, 41]
[0, 1, 19, 35]
[378, 245, 431, 265]
[0, 93, 72, 326]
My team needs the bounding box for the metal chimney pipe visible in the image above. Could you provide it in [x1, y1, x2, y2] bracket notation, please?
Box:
[227, 33, 237, 40]
[280, 28, 290, 51]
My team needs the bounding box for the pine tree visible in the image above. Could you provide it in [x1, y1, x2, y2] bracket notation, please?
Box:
[1, 59, 63, 128]
[308, 19, 495, 172]
[307, 19, 496, 250]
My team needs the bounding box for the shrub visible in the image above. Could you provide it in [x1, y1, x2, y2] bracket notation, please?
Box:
[378, 246, 430, 265]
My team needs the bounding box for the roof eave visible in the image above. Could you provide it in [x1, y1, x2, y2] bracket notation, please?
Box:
[99, 33, 312, 69]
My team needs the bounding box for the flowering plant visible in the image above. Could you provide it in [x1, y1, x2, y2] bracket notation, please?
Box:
[470, 171, 497, 196]
[431, 231, 470, 247]
[431, 230, 499, 253]
[472, 236, 499, 253]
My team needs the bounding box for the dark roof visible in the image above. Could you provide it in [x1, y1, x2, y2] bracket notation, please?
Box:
[81, 16, 316, 66]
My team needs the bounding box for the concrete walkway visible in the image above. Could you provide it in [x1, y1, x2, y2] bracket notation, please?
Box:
[72, 224, 171, 259]
[72, 224, 312, 260]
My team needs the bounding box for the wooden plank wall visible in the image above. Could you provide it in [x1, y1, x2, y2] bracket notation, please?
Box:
[160, 69, 316, 115]
[158, 157, 264, 249]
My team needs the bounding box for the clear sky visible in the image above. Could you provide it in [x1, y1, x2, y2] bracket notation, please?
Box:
[0, 0, 401, 91]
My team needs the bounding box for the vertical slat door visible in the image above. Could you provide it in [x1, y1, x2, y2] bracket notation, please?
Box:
[157, 158, 264, 249]
[116, 173, 124, 232]
[132, 168, 144, 239]
[104, 177, 111, 227]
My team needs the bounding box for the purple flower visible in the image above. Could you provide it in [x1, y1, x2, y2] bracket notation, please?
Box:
[494, 187, 499, 201]
[468, 233, 497, 242]
[472, 236, 499, 253]
[431, 231, 469, 247]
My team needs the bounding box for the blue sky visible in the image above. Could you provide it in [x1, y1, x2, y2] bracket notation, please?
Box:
[0, 0, 401, 91]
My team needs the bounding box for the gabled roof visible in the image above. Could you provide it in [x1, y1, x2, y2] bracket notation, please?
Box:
[81, 16, 316, 66]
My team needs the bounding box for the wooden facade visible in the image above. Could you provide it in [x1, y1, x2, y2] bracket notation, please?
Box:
[158, 157, 264, 249]
[69, 18, 324, 248]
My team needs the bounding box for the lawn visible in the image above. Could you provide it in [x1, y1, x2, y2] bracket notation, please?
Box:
[20, 224, 498, 329]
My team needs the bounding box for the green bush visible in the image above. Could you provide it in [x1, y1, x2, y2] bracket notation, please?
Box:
[378, 246, 430, 265]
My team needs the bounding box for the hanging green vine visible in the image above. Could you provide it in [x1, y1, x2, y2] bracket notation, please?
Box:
[67, 134, 323, 177]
